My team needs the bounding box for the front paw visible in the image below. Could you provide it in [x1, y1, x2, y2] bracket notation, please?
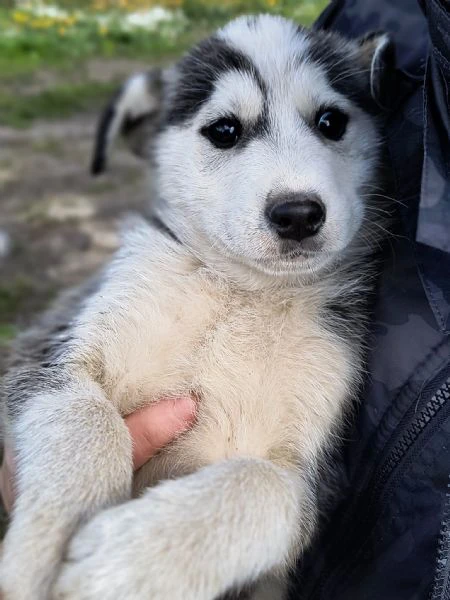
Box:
[53, 502, 193, 600]
[1, 520, 68, 600]
[53, 506, 144, 600]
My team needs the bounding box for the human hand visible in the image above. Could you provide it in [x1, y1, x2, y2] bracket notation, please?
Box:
[0, 396, 196, 512]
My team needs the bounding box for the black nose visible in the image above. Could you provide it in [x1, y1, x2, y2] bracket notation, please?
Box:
[266, 194, 325, 243]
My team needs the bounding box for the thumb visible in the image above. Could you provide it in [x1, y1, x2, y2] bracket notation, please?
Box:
[125, 396, 197, 471]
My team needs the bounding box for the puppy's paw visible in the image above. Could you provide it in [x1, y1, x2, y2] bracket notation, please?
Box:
[53, 501, 196, 600]
[53, 506, 145, 600]
[1, 524, 66, 600]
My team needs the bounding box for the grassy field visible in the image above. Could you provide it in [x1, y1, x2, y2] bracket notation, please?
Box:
[0, 0, 326, 127]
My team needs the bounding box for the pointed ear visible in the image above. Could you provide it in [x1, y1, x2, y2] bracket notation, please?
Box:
[358, 32, 396, 110]
[91, 69, 163, 175]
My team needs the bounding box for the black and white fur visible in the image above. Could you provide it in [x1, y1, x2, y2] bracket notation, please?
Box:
[0, 15, 394, 600]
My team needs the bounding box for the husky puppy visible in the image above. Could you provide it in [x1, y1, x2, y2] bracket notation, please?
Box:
[0, 14, 394, 600]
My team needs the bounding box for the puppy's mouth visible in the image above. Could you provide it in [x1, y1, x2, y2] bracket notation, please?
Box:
[239, 236, 330, 267]
[253, 246, 329, 268]
[279, 248, 321, 260]
[278, 237, 325, 257]
[256, 251, 318, 264]
[250, 239, 338, 278]
[202, 230, 334, 278]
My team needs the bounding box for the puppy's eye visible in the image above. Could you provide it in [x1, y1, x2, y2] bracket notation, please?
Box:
[202, 117, 242, 149]
[315, 109, 348, 141]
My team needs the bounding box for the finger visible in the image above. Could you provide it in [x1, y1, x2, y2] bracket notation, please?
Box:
[125, 396, 197, 470]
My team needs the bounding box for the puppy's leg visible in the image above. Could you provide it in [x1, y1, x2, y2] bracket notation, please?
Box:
[54, 458, 315, 600]
[1, 378, 132, 600]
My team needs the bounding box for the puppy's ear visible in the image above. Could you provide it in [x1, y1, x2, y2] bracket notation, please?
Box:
[91, 69, 162, 175]
[357, 32, 396, 110]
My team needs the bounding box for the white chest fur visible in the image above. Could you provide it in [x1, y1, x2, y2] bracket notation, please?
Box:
[74, 225, 356, 488]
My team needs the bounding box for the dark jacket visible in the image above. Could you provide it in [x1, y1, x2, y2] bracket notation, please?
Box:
[292, 1, 450, 599]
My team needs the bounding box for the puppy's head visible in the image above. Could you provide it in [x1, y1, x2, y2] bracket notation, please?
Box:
[94, 15, 394, 283]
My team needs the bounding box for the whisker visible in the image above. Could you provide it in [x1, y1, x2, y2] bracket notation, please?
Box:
[330, 68, 371, 85]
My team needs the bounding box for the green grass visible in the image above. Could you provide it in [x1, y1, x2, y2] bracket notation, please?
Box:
[0, 1, 326, 78]
[0, 324, 18, 346]
[0, 278, 36, 323]
[0, 80, 120, 127]
[182, 0, 326, 24]
[0, 276, 56, 332]
[0, 9, 190, 80]
[0, 0, 326, 127]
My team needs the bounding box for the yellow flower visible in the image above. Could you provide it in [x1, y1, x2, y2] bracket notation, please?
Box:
[99, 24, 108, 36]
[35, 17, 53, 29]
[12, 11, 29, 24]
[59, 27, 66, 35]
[93, 0, 107, 10]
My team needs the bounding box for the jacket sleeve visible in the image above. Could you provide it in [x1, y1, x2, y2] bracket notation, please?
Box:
[316, 0, 450, 332]
[416, 0, 450, 332]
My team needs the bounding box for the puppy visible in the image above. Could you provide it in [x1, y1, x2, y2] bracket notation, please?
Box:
[0, 14, 394, 600]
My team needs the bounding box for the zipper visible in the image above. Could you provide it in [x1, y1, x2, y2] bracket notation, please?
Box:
[371, 379, 450, 501]
[309, 375, 450, 599]
[429, 474, 450, 600]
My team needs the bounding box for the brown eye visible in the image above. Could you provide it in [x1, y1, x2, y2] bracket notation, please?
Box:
[315, 109, 348, 141]
[202, 117, 242, 149]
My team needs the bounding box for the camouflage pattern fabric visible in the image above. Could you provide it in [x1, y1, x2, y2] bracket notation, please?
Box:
[290, 1, 450, 599]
